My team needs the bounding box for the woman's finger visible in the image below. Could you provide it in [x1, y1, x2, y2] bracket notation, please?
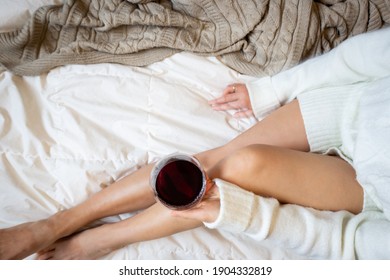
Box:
[224, 83, 240, 94]
[171, 199, 220, 223]
[204, 183, 220, 199]
[209, 93, 238, 106]
[233, 109, 254, 119]
[212, 98, 249, 111]
[210, 102, 235, 111]
[210, 83, 245, 104]
[171, 186, 220, 223]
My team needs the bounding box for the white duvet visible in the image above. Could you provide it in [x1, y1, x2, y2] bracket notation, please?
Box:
[0, 0, 310, 260]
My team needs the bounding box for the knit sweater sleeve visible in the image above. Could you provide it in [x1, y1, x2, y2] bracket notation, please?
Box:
[246, 27, 390, 119]
[204, 179, 390, 259]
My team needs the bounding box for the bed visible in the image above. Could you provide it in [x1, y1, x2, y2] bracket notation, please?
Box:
[1, 0, 389, 260]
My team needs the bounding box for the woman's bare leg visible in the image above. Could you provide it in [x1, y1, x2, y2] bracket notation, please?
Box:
[208, 144, 363, 214]
[0, 165, 157, 260]
[38, 203, 202, 260]
[40, 144, 362, 259]
[0, 100, 308, 260]
[197, 100, 309, 171]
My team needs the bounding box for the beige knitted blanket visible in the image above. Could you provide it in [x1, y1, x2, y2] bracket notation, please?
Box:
[0, 0, 389, 76]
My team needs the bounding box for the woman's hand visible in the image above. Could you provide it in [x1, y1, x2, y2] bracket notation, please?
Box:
[209, 83, 254, 118]
[171, 183, 220, 223]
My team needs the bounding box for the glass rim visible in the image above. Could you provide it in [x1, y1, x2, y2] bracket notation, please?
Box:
[150, 153, 207, 210]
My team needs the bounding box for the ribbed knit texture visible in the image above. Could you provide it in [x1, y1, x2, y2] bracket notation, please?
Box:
[204, 178, 390, 259]
[0, 0, 389, 76]
[297, 84, 365, 154]
[204, 179, 255, 233]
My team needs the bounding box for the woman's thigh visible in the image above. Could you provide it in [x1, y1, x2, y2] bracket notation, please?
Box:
[226, 100, 310, 151]
[197, 100, 310, 171]
[208, 144, 363, 214]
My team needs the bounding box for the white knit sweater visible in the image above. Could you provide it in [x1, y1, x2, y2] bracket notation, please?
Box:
[204, 27, 390, 259]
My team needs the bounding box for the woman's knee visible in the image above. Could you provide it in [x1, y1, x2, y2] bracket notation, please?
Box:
[209, 144, 273, 182]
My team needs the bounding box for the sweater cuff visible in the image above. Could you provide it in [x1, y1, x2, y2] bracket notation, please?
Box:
[246, 77, 281, 119]
[203, 179, 255, 233]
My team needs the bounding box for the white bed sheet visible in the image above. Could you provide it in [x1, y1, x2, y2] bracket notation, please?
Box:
[0, 0, 306, 260]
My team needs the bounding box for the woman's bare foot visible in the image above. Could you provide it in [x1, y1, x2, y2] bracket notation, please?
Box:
[0, 219, 59, 260]
[37, 224, 119, 260]
[0, 208, 93, 260]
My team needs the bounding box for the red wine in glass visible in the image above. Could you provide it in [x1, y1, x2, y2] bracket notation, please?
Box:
[151, 154, 206, 210]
